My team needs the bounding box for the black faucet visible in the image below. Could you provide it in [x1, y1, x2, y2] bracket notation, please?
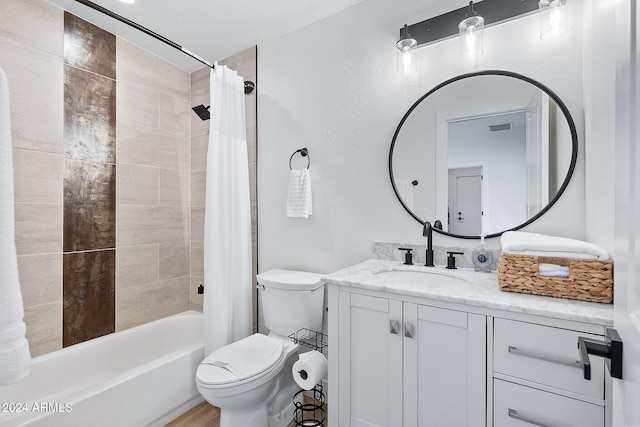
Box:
[422, 220, 442, 267]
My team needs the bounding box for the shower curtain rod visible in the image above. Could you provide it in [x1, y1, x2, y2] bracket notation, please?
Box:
[73, 0, 215, 69]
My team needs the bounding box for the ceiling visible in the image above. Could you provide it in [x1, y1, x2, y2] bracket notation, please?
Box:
[45, 0, 366, 72]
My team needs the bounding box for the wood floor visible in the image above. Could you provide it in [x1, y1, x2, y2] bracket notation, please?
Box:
[165, 402, 220, 427]
[165, 395, 327, 427]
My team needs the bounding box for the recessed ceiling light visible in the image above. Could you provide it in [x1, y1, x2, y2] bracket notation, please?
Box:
[119, 0, 135, 4]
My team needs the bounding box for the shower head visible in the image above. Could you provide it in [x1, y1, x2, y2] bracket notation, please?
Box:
[192, 104, 210, 121]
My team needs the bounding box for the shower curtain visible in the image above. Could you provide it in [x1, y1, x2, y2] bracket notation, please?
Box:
[203, 64, 252, 355]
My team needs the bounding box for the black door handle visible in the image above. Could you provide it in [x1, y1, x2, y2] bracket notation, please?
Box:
[578, 328, 623, 380]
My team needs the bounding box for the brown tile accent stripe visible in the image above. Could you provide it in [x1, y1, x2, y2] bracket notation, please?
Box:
[63, 159, 116, 252]
[63, 12, 116, 346]
[63, 250, 115, 347]
[64, 12, 116, 79]
[63, 65, 116, 164]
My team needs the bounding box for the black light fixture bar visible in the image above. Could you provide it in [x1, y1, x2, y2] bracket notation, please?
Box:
[73, 0, 214, 69]
[402, 0, 539, 46]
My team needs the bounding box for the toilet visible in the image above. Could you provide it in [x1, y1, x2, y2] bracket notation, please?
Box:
[196, 269, 325, 427]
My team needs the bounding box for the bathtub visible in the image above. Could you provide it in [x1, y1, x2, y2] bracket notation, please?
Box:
[0, 310, 205, 426]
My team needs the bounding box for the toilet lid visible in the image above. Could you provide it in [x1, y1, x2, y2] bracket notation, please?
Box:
[197, 334, 284, 386]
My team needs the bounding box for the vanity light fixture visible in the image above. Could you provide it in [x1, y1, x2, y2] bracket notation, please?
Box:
[396, 24, 418, 74]
[459, 1, 484, 60]
[538, 0, 571, 39]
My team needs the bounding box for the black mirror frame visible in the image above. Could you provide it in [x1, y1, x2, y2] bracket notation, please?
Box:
[389, 70, 578, 239]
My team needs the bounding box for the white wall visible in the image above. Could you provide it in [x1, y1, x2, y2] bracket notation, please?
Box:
[583, 0, 616, 256]
[258, 0, 585, 275]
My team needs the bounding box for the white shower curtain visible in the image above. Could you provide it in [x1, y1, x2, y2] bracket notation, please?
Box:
[203, 65, 252, 356]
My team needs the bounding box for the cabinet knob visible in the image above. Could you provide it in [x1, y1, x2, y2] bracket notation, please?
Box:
[404, 323, 415, 339]
[389, 320, 400, 335]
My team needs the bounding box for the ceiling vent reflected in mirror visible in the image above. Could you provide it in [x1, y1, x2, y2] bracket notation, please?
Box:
[488, 123, 512, 132]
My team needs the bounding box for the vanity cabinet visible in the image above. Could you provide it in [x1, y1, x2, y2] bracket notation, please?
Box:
[491, 318, 606, 427]
[326, 259, 613, 427]
[334, 290, 486, 427]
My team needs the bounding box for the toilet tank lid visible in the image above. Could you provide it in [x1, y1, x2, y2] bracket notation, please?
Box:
[257, 269, 324, 291]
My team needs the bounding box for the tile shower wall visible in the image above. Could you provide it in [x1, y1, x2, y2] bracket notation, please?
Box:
[1, 0, 191, 356]
[189, 47, 258, 331]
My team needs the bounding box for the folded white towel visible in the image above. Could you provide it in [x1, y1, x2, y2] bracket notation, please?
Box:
[286, 169, 312, 218]
[501, 231, 609, 261]
[539, 263, 570, 278]
[0, 67, 31, 385]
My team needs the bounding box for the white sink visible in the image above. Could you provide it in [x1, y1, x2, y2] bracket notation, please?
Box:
[374, 268, 470, 286]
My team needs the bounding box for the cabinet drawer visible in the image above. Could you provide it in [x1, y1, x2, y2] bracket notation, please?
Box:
[494, 318, 604, 399]
[494, 379, 604, 427]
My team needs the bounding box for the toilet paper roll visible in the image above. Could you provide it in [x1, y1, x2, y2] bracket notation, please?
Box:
[291, 350, 328, 390]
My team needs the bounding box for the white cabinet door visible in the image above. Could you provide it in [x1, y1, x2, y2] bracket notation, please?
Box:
[403, 303, 486, 427]
[338, 291, 403, 427]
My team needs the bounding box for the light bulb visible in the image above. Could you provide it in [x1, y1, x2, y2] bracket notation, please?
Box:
[539, 0, 571, 39]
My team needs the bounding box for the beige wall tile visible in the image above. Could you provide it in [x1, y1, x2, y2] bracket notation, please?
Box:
[14, 202, 62, 255]
[191, 170, 206, 207]
[236, 46, 256, 63]
[191, 134, 209, 172]
[116, 244, 159, 289]
[191, 108, 210, 137]
[218, 56, 236, 70]
[116, 80, 159, 128]
[18, 253, 62, 308]
[248, 162, 257, 205]
[24, 301, 62, 357]
[13, 149, 63, 203]
[191, 240, 204, 278]
[190, 67, 210, 102]
[116, 38, 189, 102]
[11, 95, 63, 153]
[190, 276, 203, 312]
[236, 56, 257, 82]
[191, 206, 205, 242]
[116, 276, 190, 331]
[0, 0, 63, 57]
[159, 94, 190, 135]
[117, 121, 190, 171]
[117, 205, 189, 246]
[245, 97, 257, 127]
[246, 128, 256, 164]
[117, 163, 159, 205]
[159, 168, 190, 206]
[159, 241, 190, 280]
[0, 37, 63, 105]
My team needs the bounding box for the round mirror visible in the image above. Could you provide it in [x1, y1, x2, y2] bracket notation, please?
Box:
[389, 70, 577, 239]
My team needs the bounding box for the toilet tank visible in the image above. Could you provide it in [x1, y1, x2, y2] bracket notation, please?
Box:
[257, 269, 325, 337]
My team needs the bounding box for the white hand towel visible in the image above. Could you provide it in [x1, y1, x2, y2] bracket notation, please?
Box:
[0, 67, 31, 384]
[538, 263, 570, 278]
[501, 231, 609, 261]
[286, 169, 312, 218]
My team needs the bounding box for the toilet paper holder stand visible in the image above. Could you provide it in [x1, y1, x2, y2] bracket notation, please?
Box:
[289, 328, 327, 426]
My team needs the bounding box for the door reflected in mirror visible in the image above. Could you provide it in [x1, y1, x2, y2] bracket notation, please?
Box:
[390, 71, 577, 238]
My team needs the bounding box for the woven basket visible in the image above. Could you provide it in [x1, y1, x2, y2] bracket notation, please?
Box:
[497, 253, 613, 304]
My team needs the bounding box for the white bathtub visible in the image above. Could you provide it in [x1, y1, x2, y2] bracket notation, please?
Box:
[0, 310, 205, 427]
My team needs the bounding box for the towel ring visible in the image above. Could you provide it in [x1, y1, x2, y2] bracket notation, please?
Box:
[289, 148, 310, 170]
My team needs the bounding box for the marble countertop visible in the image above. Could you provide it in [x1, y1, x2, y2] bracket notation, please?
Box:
[323, 259, 614, 326]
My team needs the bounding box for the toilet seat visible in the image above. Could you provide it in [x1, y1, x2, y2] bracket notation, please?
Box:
[197, 334, 284, 387]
